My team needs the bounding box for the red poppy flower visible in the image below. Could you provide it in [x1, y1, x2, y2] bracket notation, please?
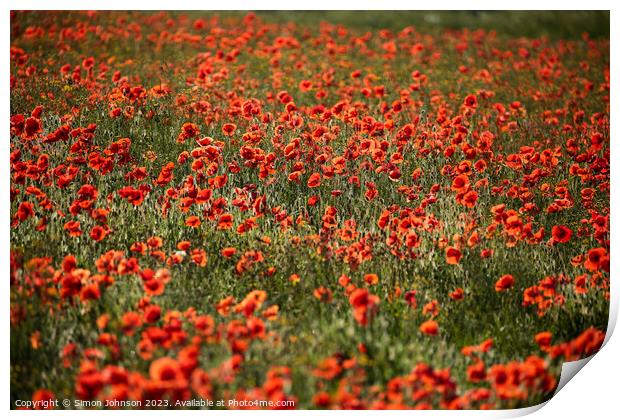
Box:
[451, 175, 470, 192]
[445, 247, 462, 265]
[182, 122, 200, 138]
[64, 220, 82, 237]
[62, 255, 77, 273]
[80, 284, 101, 301]
[144, 278, 165, 296]
[90, 226, 108, 242]
[217, 213, 234, 230]
[535, 331, 552, 348]
[450, 288, 465, 301]
[551, 225, 572, 243]
[222, 123, 236, 136]
[495, 274, 515, 292]
[23, 116, 42, 139]
[144, 305, 161, 323]
[584, 248, 608, 272]
[16, 201, 35, 222]
[461, 190, 479, 208]
[463, 94, 477, 108]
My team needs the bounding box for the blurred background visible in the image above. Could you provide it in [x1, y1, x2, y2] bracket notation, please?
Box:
[245, 10, 610, 39]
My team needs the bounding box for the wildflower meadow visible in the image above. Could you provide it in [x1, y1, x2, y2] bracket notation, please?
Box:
[9, 10, 610, 410]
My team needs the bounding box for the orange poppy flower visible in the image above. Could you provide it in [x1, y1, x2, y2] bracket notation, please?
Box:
[144, 278, 165, 296]
[535, 331, 552, 348]
[419, 320, 439, 336]
[185, 215, 201, 227]
[149, 357, 184, 383]
[461, 190, 479, 208]
[221, 247, 237, 258]
[32, 389, 56, 410]
[364, 273, 379, 285]
[177, 241, 191, 251]
[217, 213, 234, 230]
[307, 172, 321, 188]
[445, 246, 462, 265]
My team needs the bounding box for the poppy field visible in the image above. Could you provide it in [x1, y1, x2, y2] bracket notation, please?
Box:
[9, 11, 610, 410]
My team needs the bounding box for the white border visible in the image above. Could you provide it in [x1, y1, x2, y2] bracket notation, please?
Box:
[3, 2, 617, 419]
